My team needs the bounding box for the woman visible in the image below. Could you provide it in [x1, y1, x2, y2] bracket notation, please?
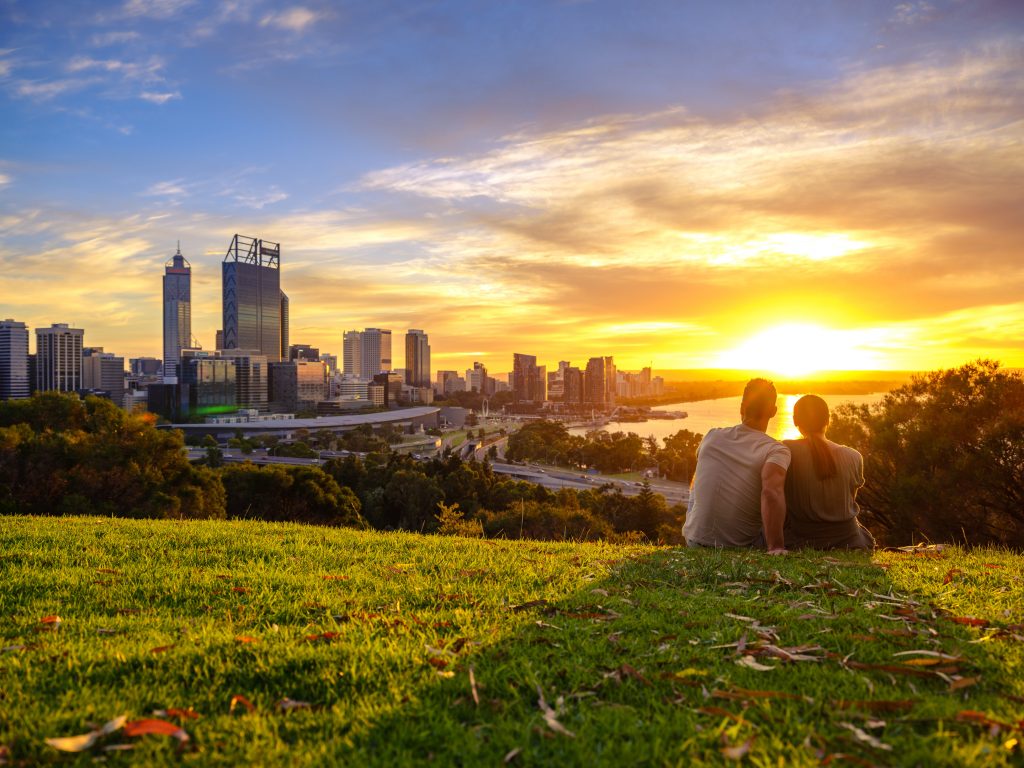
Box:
[782, 395, 874, 550]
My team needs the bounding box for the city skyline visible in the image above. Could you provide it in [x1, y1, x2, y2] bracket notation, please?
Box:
[2, 2, 1023, 374]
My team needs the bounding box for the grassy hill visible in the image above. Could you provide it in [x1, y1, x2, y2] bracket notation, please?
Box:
[1, 518, 1022, 766]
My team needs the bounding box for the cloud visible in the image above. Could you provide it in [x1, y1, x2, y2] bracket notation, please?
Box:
[91, 31, 141, 46]
[139, 90, 180, 104]
[889, 1, 937, 26]
[121, 0, 195, 19]
[144, 179, 188, 197]
[0, 174, 11, 188]
[230, 186, 289, 209]
[259, 7, 322, 33]
[14, 79, 90, 101]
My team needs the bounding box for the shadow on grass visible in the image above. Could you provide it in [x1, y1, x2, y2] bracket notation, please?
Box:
[331, 546, 1024, 766]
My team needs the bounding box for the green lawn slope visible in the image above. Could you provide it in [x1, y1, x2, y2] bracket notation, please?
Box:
[1, 518, 1022, 766]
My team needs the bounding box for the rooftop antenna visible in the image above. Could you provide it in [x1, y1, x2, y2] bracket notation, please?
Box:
[176, 240, 181, 255]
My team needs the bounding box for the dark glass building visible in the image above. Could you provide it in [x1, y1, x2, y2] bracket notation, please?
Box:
[222, 235, 283, 362]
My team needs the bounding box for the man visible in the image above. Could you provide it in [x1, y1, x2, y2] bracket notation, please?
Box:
[682, 378, 789, 553]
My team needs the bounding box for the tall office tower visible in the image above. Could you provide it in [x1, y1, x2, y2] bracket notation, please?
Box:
[604, 356, 616, 406]
[280, 291, 289, 361]
[35, 323, 84, 392]
[585, 357, 606, 406]
[404, 329, 431, 387]
[513, 353, 544, 403]
[0, 319, 30, 400]
[217, 349, 268, 411]
[342, 330, 362, 378]
[82, 347, 125, 395]
[222, 234, 283, 362]
[130, 357, 163, 377]
[360, 328, 392, 376]
[162, 243, 191, 381]
[564, 366, 584, 405]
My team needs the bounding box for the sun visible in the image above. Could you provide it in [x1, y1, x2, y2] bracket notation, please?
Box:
[714, 323, 879, 377]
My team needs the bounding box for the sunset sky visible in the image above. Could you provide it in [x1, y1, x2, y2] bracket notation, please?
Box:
[2, 0, 1022, 376]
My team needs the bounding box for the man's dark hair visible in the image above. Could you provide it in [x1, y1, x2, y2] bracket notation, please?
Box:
[741, 378, 777, 420]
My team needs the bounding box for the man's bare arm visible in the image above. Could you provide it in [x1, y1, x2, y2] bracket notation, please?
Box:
[761, 462, 787, 553]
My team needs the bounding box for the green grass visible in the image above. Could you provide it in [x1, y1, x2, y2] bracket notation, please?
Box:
[1, 518, 1023, 766]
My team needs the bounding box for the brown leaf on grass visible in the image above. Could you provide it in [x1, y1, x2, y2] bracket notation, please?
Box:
[951, 616, 989, 627]
[152, 708, 199, 721]
[900, 658, 943, 667]
[305, 632, 340, 643]
[276, 698, 312, 711]
[427, 657, 449, 670]
[149, 645, 175, 654]
[736, 656, 776, 671]
[536, 686, 574, 738]
[235, 635, 258, 644]
[839, 722, 892, 751]
[117, 608, 140, 616]
[38, 615, 61, 628]
[229, 695, 256, 714]
[834, 700, 915, 713]
[617, 664, 650, 685]
[949, 677, 980, 691]
[97, 628, 120, 636]
[231, 587, 250, 594]
[722, 736, 755, 760]
[956, 710, 1013, 732]
[322, 574, 349, 581]
[469, 666, 480, 707]
[123, 719, 190, 744]
[458, 568, 490, 578]
[45, 716, 127, 752]
[943, 568, 963, 584]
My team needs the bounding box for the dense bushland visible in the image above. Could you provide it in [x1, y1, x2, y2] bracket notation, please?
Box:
[0, 393, 224, 520]
[0, 392, 683, 543]
[829, 360, 1024, 547]
[505, 420, 701, 481]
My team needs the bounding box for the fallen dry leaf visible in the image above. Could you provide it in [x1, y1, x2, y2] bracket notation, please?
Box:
[149, 645, 175, 654]
[736, 656, 776, 671]
[276, 698, 312, 711]
[231, 587, 250, 594]
[235, 635, 258, 644]
[45, 716, 127, 753]
[537, 686, 574, 738]
[123, 719, 190, 745]
[949, 677, 980, 691]
[152, 708, 199, 721]
[943, 569, 963, 585]
[229, 694, 256, 714]
[322, 575, 349, 581]
[840, 722, 892, 751]
[722, 736, 755, 760]
[951, 616, 989, 627]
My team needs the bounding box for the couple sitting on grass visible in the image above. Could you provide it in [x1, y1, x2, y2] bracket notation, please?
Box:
[682, 378, 874, 554]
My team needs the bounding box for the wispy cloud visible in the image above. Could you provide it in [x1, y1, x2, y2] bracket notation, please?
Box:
[90, 31, 141, 46]
[259, 6, 322, 33]
[139, 90, 180, 104]
[121, 0, 195, 19]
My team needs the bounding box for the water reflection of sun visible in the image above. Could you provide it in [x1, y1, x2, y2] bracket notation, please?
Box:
[768, 394, 804, 441]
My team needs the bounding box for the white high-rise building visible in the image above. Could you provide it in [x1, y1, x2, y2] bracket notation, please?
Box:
[360, 328, 392, 377]
[35, 323, 84, 393]
[343, 330, 362, 378]
[162, 244, 191, 382]
[0, 319, 30, 400]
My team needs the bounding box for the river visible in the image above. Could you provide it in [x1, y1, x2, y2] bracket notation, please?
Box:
[569, 392, 887, 443]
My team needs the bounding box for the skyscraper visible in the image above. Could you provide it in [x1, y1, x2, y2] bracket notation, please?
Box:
[82, 347, 125, 396]
[342, 330, 362, 378]
[0, 319, 30, 400]
[404, 329, 431, 388]
[360, 328, 392, 376]
[280, 291, 289, 361]
[222, 234, 283, 362]
[513, 353, 544, 403]
[585, 356, 606, 406]
[35, 323, 84, 392]
[162, 243, 191, 381]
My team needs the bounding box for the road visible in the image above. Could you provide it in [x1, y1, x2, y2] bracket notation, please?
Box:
[187, 448, 689, 506]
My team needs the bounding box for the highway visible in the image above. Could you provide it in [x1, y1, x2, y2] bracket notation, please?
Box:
[186, 449, 689, 507]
